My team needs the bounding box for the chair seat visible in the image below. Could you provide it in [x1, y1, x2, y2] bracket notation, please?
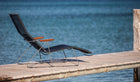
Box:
[45, 44, 92, 54]
[45, 44, 71, 52]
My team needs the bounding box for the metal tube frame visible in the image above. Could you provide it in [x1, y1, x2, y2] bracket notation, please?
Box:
[39, 52, 42, 63]
[17, 40, 37, 65]
[17, 45, 32, 65]
[63, 50, 67, 62]
[46, 42, 53, 63]
[62, 49, 79, 66]
[27, 42, 47, 68]
[17, 40, 79, 67]
[72, 48, 79, 66]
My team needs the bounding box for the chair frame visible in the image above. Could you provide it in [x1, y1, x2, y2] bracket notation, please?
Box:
[9, 13, 92, 67]
[17, 39, 79, 67]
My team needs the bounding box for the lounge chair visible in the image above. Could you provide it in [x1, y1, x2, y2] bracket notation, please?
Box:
[9, 13, 92, 67]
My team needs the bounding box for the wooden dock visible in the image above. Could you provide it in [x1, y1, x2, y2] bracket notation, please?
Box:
[0, 51, 140, 82]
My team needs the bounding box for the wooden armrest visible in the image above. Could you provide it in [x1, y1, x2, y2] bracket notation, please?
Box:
[33, 36, 44, 40]
[39, 39, 54, 42]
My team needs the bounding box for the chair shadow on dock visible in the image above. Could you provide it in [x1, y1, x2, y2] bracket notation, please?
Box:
[25, 59, 87, 68]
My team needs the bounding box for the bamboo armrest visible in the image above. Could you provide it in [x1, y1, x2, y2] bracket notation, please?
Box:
[39, 39, 54, 42]
[33, 36, 44, 40]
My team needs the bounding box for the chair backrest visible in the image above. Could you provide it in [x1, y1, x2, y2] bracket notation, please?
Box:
[9, 13, 45, 52]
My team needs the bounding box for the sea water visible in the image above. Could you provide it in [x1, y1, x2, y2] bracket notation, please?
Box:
[0, 0, 140, 82]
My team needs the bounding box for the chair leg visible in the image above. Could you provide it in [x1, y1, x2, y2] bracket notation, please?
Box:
[27, 42, 47, 68]
[63, 50, 67, 62]
[39, 52, 42, 63]
[17, 45, 32, 64]
[46, 42, 54, 67]
[72, 48, 79, 66]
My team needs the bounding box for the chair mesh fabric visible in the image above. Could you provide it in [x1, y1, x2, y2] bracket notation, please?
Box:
[9, 14, 45, 51]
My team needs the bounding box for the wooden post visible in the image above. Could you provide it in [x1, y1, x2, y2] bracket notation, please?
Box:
[133, 9, 140, 82]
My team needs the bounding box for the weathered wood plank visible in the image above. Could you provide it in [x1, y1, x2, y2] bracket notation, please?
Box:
[0, 51, 140, 82]
[133, 9, 140, 51]
[133, 9, 140, 82]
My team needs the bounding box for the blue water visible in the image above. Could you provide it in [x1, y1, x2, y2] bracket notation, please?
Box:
[0, 0, 140, 82]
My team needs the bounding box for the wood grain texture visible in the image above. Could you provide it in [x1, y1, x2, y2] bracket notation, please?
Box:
[133, 9, 140, 51]
[0, 51, 140, 82]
